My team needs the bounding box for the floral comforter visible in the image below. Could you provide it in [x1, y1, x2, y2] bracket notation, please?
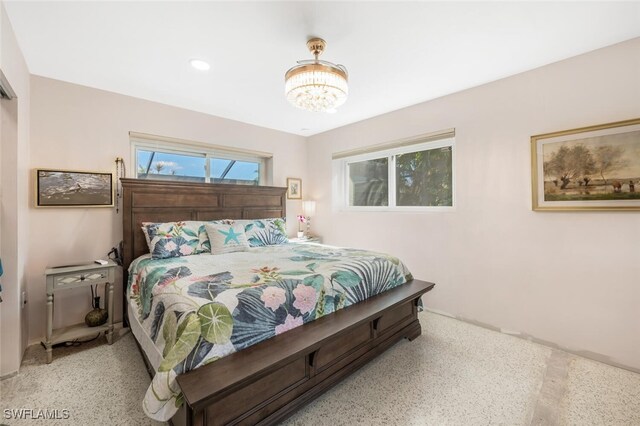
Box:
[128, 242, 413, 421]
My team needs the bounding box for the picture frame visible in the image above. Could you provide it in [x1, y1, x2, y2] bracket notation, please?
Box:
[34, 168, 114, 208]
[286, 177, 302, 199]
[531, 118, 640, 211]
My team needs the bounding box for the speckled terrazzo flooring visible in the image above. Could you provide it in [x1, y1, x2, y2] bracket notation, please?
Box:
[560, 356, 640, 425]
[0, 329, 164, 426]
[1, 312, 639, 425]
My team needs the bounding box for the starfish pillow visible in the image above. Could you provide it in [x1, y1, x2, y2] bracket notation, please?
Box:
[205, 223, 250, 255]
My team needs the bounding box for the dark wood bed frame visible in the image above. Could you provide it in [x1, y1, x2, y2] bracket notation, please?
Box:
[121, 178, 434, 426]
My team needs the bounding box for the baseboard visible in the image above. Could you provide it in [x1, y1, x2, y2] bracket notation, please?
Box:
[0, 370, 18, 380]
[424, 308, 640, 375]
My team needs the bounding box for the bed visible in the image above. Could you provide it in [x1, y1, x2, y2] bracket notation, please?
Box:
[121, 178, 435, 426]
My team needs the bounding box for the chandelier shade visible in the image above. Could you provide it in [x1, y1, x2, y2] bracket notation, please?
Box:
[285, 38, 348, 113]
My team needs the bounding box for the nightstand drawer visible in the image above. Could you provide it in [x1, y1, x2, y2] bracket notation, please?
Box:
[52, 270, 110, 289]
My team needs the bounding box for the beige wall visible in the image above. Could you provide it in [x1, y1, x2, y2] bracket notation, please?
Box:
[27, 76, 307, 343]
[0, 1, 30, 377]
[307, 38, 640, 371]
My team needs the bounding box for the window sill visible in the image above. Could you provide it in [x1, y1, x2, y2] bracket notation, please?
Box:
[337, 206, 456, 213]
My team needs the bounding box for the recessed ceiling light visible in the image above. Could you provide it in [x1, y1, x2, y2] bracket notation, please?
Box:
[189, 59, 210, 71]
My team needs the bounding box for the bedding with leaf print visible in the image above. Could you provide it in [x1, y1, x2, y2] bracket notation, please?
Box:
[127, 243, 413, 421]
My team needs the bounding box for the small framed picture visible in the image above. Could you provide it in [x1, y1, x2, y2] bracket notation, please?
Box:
[286, 177, 302, 199]
[531, 118, 640, 211]
[35, 169, 114, 207]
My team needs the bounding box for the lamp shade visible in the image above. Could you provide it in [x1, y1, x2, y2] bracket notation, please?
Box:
[302, 200, 316, 217]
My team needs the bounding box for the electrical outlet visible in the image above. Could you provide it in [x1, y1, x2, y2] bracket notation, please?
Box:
[21, 291, 27, 308]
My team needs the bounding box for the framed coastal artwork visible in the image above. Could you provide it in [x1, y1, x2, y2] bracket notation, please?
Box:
[531, 118, 640, 211]
[35, 169, 114, 207]
[286, 177, 302, 199]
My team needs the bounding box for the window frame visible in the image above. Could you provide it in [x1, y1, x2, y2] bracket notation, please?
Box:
[335, 137, 456, 212]
[131, 137, 269, 185]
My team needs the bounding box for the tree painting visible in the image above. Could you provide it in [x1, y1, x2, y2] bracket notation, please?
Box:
[544, 144, 595, 189]
[541, 129, 640, 202]
[594, 145, 627, 185]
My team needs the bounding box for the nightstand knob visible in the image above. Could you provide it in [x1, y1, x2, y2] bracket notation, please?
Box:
[80, 275, 85, 281]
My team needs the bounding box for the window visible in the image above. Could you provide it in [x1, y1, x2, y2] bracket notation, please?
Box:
[137, 149, 207, 182]
[349, 158, 389, 206]
[131, 134, 270, 185]
[334, 134, 455, 210]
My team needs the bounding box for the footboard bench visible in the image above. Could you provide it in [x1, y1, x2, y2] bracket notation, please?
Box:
[173, 279, 435, 426]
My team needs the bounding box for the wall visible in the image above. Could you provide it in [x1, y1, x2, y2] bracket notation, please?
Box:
[307, 38, 640, 371]
[27, 76, 307, 343]
[0, 1, 30, 377]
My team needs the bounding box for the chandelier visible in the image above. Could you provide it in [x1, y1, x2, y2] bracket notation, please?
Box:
[285, 38, 348, 113]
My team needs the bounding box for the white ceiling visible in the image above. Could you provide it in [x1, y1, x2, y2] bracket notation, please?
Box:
[5, 1, 640, 136]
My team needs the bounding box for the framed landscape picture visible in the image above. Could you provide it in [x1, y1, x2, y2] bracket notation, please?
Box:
[531, 118, 640, 211]
[286, 177, 302, 199]
[35, 169, 114, 207]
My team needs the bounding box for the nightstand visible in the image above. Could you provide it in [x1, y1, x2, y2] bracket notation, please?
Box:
[289, 236, 322, 244]
[43, 260, 117, 363]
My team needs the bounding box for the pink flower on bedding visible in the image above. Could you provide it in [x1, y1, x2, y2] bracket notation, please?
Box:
[164, 241, 177, 252]
[179, 244, 193, 256]
[275, 314, 303, 335]
[261, 287, 286, 311]
[292, 284, 317, 314]
[251, 266, 280, 274]
[131, 275, 141, 296]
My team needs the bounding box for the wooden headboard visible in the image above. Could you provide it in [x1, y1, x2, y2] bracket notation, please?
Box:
[121, 178, 287, 322]
[121, 178, 287, 268]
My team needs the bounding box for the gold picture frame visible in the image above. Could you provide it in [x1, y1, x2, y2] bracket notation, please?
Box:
[34, 168, 114, 208]
[531, 118, 640, 211]
[286, 177, 302, 199]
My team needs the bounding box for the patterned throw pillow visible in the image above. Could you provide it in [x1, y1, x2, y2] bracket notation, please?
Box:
[142, 221, 203, 259]
[238, 218, 288, 247]
[196, 219, 236, 253]
[205, 223, 250, 255]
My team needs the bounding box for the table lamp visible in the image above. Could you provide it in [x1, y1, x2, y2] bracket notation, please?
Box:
[302, 200, 316, 238]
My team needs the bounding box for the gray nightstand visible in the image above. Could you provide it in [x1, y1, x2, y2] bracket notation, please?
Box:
[43, 260, 117, 363]
[289, 236, 322, 244]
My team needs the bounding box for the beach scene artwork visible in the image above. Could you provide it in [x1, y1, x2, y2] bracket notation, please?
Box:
[37, 170, 113, 207]
[542, 130, 640, 202]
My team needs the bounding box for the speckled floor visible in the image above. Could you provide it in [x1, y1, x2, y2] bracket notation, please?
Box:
[1, 312, 639, 425]
[0, 328, 164, 426]
[285, 312, 552, 426]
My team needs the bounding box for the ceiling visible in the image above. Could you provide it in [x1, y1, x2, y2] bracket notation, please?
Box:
[5, 1, 640, 136]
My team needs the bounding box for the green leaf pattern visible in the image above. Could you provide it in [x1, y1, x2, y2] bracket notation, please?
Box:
[158, 313, 200, 372]
[198, 303, 233, 344]
[162, 312, 177, 357]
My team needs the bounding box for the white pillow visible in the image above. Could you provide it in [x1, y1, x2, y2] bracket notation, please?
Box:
[205, 223, 250, 255]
